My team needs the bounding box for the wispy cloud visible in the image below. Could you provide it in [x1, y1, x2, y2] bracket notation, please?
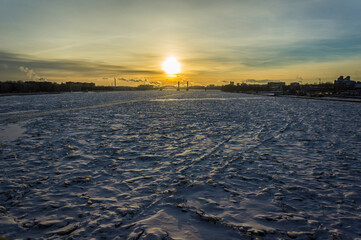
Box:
[238, 37, 361, 68]
[0, 51, 162, 81]
[1, 0, 361, 83]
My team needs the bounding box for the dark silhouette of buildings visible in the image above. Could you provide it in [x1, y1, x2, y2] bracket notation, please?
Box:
[221, 81, 286, 93]
[136, 84, 154, 90]
[2, 75, 361, 97]
[221, 76, 361, 97]
[0, 81, 136, 94]
[334, 76, 355, 91]
[267, 82, 285, 91]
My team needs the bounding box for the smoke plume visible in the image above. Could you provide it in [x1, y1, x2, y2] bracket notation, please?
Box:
[18, 66, 41, 80]
[117, 78, 160, 85]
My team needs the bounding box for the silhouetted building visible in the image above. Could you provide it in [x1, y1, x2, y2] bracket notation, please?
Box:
[65, 82, 95, 91]
[205, 84, 221, 90]
[267, 82, 285, 91]
[334, 75, 355, 91]
[137, 84, 154, 90]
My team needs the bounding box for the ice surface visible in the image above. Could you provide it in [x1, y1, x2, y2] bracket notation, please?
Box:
[0, 91, 360, 239]
[0, 123, 26, 142]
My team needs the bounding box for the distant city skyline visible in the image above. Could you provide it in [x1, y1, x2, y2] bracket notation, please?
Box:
[1, 0, 361, 86]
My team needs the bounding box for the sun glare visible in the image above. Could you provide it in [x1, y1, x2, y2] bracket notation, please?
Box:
[162, 57, 181, 75]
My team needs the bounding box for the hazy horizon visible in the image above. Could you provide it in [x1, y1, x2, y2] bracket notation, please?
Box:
[1, 0, 361, 86]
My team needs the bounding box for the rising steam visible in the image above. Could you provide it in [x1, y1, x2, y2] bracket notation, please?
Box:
[18, 66, 42, 80]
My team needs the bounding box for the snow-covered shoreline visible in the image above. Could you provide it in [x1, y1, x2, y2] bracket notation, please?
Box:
[1, 91, 360, 239]
[278, 94, 361, 103]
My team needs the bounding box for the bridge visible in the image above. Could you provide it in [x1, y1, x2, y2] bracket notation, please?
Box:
[160, 81, 189, 91]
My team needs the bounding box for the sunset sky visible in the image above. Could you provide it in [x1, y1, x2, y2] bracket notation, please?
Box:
[1, 0, 361, 86]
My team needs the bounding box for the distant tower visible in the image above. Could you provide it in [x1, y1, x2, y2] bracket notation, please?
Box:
[186, 81, 189, 91]
[177, 81, 180, 91]
[114, 77, 116, 87]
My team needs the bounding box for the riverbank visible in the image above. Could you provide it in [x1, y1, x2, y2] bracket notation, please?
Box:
[0, 92, 61, 97]
[277, 94, 361, 103]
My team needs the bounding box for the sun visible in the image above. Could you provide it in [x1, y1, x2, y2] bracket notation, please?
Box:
[162, 57, 181, 75]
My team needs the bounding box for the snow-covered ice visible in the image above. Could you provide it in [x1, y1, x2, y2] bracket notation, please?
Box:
[0, 91, 360, 239]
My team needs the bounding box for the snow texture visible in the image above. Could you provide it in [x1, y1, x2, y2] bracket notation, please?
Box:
[0, 91, 361, 239]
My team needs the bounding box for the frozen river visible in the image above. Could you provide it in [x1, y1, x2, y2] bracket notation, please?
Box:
[0, 91, 361, 239]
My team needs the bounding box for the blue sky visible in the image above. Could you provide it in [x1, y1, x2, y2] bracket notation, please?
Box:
[1, 0, 361, 85]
